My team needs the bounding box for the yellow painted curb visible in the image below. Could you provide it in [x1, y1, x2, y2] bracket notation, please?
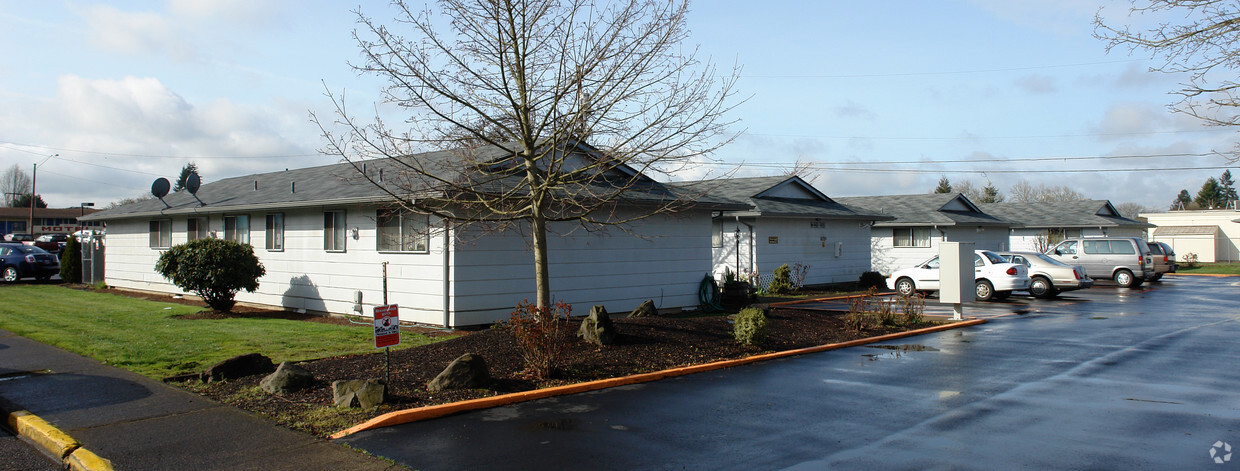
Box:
[330, 317, 986, 439]
[68, 447, 115, 471]
[768, 292, 895, 308]
[9, 410, 79, 459]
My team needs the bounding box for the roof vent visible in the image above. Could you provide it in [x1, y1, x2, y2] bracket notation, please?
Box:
[254, 180, 258, 191]
[291, 181, 296, 194]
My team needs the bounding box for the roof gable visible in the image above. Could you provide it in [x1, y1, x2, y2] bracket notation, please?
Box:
[833, 193, 1009, 227]
[977, 200, 1150, 229]
[753, 177, 832, 202]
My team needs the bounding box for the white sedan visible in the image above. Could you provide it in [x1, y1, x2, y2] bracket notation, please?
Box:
[887, 250, 1031, 301]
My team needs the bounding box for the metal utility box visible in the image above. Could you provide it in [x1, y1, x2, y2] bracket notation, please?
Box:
[938, 242, 973, 319]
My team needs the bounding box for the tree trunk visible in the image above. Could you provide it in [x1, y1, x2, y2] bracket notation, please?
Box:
[531, 205, 551, 309]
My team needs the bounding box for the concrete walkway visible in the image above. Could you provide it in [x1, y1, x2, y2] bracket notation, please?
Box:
[0, 329, 403, 470]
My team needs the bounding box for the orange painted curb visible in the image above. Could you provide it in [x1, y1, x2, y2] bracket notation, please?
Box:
[768, 292, 895, 308]
[1165, 272, 1238, 277]
[329, 317, 986, 439]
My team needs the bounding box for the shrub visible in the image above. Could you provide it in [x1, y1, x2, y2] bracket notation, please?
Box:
[59, 235, 82, 283]
[897, 293, 925, 326]
[1181, 252, 1199, 268]
[791, 262, 810, 290]
[767, 264, 794, 295]
[733, 308, 768, 345]
[858, 271, 886, 291]
[154, 238, 266, 312]
[845, 287, 884, 333]
[508, 300, 572, 380]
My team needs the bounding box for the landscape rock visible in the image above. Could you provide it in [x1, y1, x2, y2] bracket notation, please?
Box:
[426, 353, 490, 392]
[628, 300, 658, 318]
[577, 305, 617, 346]
[260, 361, 316, 395]
[333, 379, 386, 410]
[201, 353, 275, 383]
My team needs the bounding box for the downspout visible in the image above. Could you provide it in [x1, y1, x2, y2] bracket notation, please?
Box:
[442, 221, 451, 329]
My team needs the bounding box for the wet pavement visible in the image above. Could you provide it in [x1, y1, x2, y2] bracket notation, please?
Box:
[338, 275, 1240, 470]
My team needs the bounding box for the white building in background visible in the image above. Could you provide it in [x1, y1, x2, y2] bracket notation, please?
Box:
[980, 200, 1149, 253]
[1140, 209, 1240, 263]
[81, 143, 743, 327]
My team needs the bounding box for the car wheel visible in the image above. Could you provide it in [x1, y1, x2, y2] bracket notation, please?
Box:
[1029, 276, 1055, 298]
[2, 266, 18, 283]
[895, 278, 916, 297]
[975, 280, 994, 301]
[1114, 269, 1136, 288]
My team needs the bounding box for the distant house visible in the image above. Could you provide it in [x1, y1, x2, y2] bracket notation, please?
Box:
[834, 193, 1011, 274]
[80, 143, 742, 327]
[670, 176, 891, 286]
[980, 200, 1149, 253]
[1140, 209, 1240, 262]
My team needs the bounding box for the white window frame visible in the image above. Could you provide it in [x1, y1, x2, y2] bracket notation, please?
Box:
[893, 227, 931, 248]
[377, 209, 430, 253]
[224, 215, 250, 245]
[265, 213, 284, 251]
[149, 219, 172, 249]
[324, 210, 346, 252]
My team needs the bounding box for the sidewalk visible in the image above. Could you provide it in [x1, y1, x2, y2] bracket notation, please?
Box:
[0, 328, 404, 470]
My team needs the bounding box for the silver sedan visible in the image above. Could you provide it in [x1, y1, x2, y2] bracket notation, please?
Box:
[996, 251, 1093, 298]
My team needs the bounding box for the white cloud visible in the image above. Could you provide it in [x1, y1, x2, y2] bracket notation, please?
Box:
[834, 101, 877, 120]
[166, 0, 284, 25]
[1016, 74, 1056, 94]
[71, 4, 194, 60]
[1092, 103, 1171, 138]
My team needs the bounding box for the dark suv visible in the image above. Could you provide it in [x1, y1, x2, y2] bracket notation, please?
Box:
[0, 243, 60, 282]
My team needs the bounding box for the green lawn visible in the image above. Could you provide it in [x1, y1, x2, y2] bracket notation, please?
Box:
[0, 285, 443, 379]
[1175, 262, 1240, 275]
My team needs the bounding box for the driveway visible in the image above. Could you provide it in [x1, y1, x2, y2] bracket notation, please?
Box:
[338, 276, 1240, 470]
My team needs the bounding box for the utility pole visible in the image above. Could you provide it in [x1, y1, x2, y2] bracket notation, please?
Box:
[28, 154, 57, 235]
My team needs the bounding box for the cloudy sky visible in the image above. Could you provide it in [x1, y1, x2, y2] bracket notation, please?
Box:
[2, 0, 1236, 211]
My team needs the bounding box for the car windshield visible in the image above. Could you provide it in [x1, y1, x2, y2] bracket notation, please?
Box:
[1032, 253, 1072, 267]
[980, 251, 1005, 264]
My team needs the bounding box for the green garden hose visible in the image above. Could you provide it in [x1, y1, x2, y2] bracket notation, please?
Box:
[699, 274, 723, 312]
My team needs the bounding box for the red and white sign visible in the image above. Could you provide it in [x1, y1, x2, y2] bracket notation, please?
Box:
[374, 304, 400, 348]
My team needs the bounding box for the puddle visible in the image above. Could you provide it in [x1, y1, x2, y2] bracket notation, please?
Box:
[861, 352, 904, 361]
[531, 418, 576, 431]
[864, 344, 940, 352]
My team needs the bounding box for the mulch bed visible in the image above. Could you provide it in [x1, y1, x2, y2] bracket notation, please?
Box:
[168, 303, 931, 437]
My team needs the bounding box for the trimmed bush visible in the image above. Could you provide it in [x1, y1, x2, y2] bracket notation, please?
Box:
[858, 271, 886, 291]
[767, 264, 794, 295]
[733, 308, 768, 345]
[59, 235, 82, 283]
[508, 300, 572, 380]
[154, 238, 266, 312]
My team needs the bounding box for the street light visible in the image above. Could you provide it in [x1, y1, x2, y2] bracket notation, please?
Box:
[80, 202, 94, 217]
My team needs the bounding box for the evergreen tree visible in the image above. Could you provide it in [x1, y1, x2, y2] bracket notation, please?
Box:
[12, 194, 47, 208]
[59, 235, 82, 284]
[1194, 177, 1224, 209]
[1172, 189, 1193, 210]
[934, 176, 952, 194]
[173, 163, 200, 192]
[980, 184, 1004, 203]
[1219, 169, 1238, 205]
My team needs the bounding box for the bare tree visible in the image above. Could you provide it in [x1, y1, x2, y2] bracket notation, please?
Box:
[2, 165, 32, 207]
[1009, 180, 1086, 203]
[315, 0, 740, 308]
[1095, 1, 1240, 159]
[1114, 202, 1153, 219]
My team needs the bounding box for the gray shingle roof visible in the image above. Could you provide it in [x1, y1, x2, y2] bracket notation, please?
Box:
[668, 176, 890, 220]
[978, 200, 1151, 229]
[83, 145, 745, 221]
[834, 193, 1010, 227]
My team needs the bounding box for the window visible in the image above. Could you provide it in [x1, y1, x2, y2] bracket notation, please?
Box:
[187, 218, 207, 241]
[893, 227, 931, 248]
[711, 220, 723, 248]
[265, 213, 284, 251]
[224, 215, 250, 244]
[1055, 240, 1077, 255]
[324, 210, 346, 252]
[377, 209, 429, 252]
[149, 220, 171, 249]
[1083, 240, 1111, 254]
[1110, 240, 1136, 254]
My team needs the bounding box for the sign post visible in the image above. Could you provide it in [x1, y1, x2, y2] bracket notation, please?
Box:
[374, 304, 399, 384]
[938, 242, 974, 320]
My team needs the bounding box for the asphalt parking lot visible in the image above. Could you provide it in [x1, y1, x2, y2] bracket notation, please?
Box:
[338, 275, 1240, 470]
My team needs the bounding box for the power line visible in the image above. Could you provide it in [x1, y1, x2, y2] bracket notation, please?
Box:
[0, 141, 320, 160]
[692, 152, 1219, 168]
[742, 59, 1147, 79]
[744, 128, 1234, 141]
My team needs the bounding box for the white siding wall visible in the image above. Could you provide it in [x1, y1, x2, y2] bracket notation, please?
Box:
[870, 226, 1009, 274]
[747, 218, 871, 285]
[1008, 227, 1145, 252]
[711, 219, 755, 280]
[101, 206, 450, 326]
[450, 209, 713, 325]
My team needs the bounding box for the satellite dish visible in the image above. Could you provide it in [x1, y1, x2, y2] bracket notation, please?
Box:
[186, 173, 201, 194]
[151, 178, 171, 198]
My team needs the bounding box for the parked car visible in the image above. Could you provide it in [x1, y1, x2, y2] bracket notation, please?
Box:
[1045, 237, 1154, 288]
[32, 234, 69, 255]
[3, 233, 33, 242]
[888, 250, 1030, 301]
[0, 243, 60, 282]
[995, 251, 1093, 298]
[1146, 241, 1176, 281]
